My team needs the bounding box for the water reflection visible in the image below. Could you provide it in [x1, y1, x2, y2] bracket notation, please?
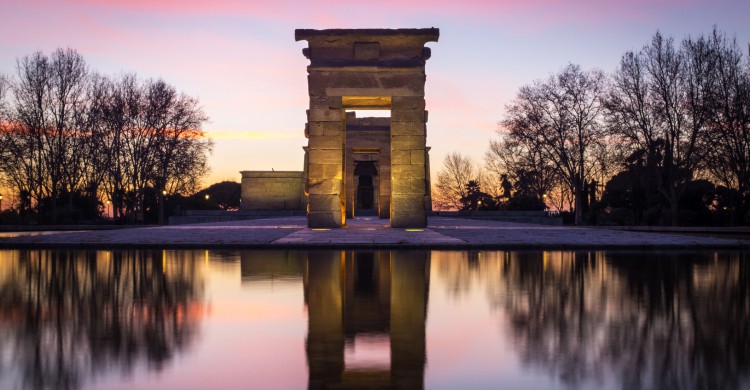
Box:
[241, 250, 429, 389]
[0, 250, 204, 390]
[434, 250, 750, 389]
[0, 249, 748, 389]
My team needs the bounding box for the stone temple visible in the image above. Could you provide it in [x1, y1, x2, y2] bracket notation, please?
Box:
[241, 28, 439, 228]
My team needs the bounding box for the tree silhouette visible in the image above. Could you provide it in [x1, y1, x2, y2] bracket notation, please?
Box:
[192, 181, 241, 210]
[702, 28, 750, 223]
[483, 251, 750, 389]
[0, 250, 204, 390]
[458, 180, 497, 211]
[501, 64, 608, 224]
[433, 152, 479, 210]
[0, 49, 212, 224]
[605, 32, 714, 226]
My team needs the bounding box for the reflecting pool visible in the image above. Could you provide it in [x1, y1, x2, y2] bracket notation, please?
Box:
[0, 249, 748, 389]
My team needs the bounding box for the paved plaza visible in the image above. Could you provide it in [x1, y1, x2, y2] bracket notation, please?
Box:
[0, 216, 747, 249]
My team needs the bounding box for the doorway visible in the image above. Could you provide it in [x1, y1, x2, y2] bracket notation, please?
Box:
[357, 175, 374, 210]
[354, 161, 378, 216]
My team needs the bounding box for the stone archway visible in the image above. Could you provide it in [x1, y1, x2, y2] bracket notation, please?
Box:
[297, 28, 439, 228]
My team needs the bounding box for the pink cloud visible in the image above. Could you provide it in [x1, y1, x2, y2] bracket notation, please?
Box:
[4, 0, 740, 189]
[14, 0, 712, 32]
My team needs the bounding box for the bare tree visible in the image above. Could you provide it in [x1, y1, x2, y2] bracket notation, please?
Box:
[486, 125, 558, 203]
[143, 79, 211, 223]
[433, 152, 477, 210]
[605, 32, 715, 225]
[99, 76, 211, 222]
[502, 64, 608, 224]
[0, 49, 212, 223]
[0, 73, 8, 119]
[4, 51, 51, 216]
[94, 74, 138, 219]
[147, 80, 211, 214]
[703, 29, 750, 214]
[81, 73, 114, 206]
[50, 49, 91, 215]
[4, 49, 90, 222]
[0, 73, 8, 155]
[0, 74, 9, 199]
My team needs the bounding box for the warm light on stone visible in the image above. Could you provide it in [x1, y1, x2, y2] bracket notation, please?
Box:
[240, 171, 305, 210]
[297, 28, 439, 228]
[237, 29, 438, 228]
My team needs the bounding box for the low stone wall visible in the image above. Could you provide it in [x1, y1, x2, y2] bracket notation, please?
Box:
[169, 210, 306, 225]
[241, 171, 306, 210]
[429, 211, 563, 226]
[602, 226, 750, 233]
[169, 210, 563, 226]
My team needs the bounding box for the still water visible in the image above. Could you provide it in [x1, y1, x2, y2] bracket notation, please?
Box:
[0, 249, 748, 390]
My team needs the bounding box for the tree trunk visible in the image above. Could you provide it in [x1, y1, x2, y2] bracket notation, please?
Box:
[67, 190, 74, 217]
[137, 197, 144, 223]
[50, 194, 58, 224]
[574, 182, 584, 225]
[670, 202, 679, 226]
[669, 189, 680, 226]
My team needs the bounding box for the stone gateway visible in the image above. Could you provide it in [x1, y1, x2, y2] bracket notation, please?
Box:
[241, 28, 439, 228]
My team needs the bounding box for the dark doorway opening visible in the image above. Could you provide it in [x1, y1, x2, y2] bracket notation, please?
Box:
[357, 175, 374, 210]
[354, 161, 378, 215]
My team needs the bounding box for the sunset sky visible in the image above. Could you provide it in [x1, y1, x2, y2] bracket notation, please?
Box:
[2, 0, 749, 187]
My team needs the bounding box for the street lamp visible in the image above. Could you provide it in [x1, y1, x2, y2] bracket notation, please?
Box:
[106, 200, 111, 219]
[159, 190, 167, 225]
[0, 194, 3, 211]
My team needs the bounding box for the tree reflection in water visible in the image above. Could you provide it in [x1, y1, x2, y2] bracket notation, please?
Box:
[0, 250, 204, 390]
[436, 250, 750, 389]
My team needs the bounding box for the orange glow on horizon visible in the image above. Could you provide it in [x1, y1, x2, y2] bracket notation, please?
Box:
[207, 130, 298, 140]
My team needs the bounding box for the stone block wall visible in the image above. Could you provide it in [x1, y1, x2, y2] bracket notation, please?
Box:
[240, 171, 306, 210]
[296, 28, 438, 228]
[390, 96, 428, 227]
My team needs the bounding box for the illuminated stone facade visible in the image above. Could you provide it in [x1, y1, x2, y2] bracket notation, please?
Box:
[297, 28, 439, 228]
[239, 28, 437, 228]
[240, 171, 305, 210]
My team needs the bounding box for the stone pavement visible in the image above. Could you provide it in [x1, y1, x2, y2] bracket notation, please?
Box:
[0, 216, 747, 249]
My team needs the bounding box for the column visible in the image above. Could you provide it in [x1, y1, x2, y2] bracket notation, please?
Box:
[379, 152, 391, 219]
[390, 96, 427, 228]
[306, 94, 345, 227]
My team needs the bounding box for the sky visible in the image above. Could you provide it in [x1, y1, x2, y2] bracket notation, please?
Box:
[1, 0, 749, 187]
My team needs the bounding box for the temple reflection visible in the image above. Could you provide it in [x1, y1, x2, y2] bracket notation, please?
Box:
[240, 250, 429, 389]
[1, 249, 746, 389]
[240, 250, 306, 283]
